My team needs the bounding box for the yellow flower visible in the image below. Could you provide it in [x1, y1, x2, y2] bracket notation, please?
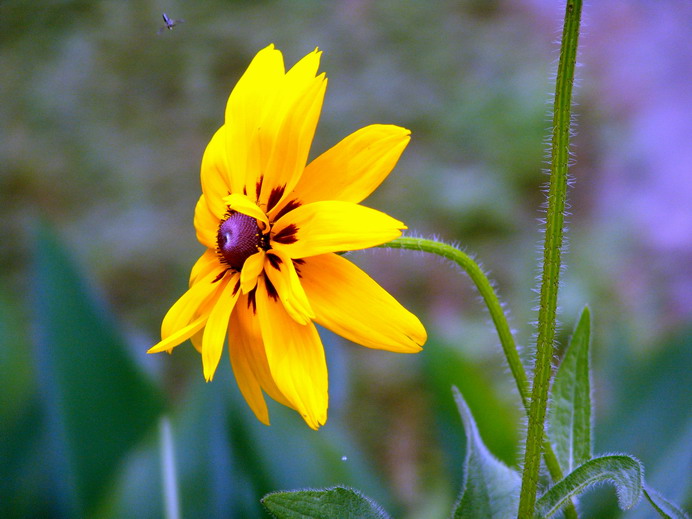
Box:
[148, 45, 426, 429]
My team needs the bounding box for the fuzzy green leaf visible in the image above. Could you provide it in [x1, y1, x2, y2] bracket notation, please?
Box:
[31, 223, 165, 515]
[261, 486, 391, 519]
[535, 455, 643, 518]
[643, 485, 690, 519]
[548, 306, 592, 474]
[452, 386, 521, 518]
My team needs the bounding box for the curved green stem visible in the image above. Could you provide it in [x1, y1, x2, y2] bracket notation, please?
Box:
[518, 1, 583, 517]
[379, 237, 577, 519]
[381, 237, 528, 401]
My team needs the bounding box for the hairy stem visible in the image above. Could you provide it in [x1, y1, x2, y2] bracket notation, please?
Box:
[381, 237, 528, 399]
[379, 238, 577, 519]
[518, 1, 583, 517]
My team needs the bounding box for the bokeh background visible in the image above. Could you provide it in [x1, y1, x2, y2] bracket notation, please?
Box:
[1, 1, 690, 517]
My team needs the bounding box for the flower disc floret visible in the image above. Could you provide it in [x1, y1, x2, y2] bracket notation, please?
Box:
[217, 211, 265, 270]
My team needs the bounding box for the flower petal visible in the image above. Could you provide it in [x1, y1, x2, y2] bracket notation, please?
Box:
[234, 297, 293, 409]
[299, 254, 426, 352]
[263, 248, 315, 325]
[227, 308, 269, 424]
[190, 327, 204, 354]
[161, 269, 224, 340]
[194, 195, 220, 250]
[255, 277, 328, 430]
[190, 282, 231, 353]
[200, 126, 232, 219]
[148, 315, 207, 354]
[202, 274, 241, 381]
[189, 249, 221, 287]
[258, 70, 326, 210]
[240, 250, 265, 293]
[292, 124, 410, 204]
[271, 200, 406, 258]
[224, 45, 285, 196]
[222, 193, 270, 230]
[228, 300, 292, 425]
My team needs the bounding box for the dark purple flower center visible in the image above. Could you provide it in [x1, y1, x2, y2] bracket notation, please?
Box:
[217, 212, 263, 270]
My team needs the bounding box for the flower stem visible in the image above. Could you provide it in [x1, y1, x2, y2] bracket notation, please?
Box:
[379, 238, 577, 519]
[518, 1, 583, 517]
[159, 416, 181, 519]
[381, 237, 529, 400]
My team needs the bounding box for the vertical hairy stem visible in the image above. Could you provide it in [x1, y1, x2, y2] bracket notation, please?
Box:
[518, 1, 583, 517]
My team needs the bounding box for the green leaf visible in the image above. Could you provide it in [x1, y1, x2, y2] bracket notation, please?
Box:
[548, 306, 592, 474]
[451, 386, 521, 518]
[595, 327, 692, 516]
[261, 486, 391, 519]
[535, 455, 643, 518]
[643, 485, 690, 519]
[31, 223, 165, 516]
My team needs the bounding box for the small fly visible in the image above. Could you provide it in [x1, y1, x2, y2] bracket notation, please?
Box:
[157, 13, 184, 34]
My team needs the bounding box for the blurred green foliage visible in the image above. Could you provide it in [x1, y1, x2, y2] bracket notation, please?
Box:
[1, 1, 690, 517]
[30, 223, 165, 515]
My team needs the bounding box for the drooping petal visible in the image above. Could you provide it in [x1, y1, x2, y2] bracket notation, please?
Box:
[190, 281, 229, 353]
[227, 308, 269, 424]
[222, 193, 270, 230]
[160, 269, 225, 340]
[190, 327, 204, 354]
[255, 277, 328, 430]
[240, 250, 265, 293]
[271, 200, 406, 258]
[148, 315, 208, 354]
[263, 248, 315, 325]
[224, 45, 285, 196]
[200, 126, 232, 219]
[291, 124, 410, 205]
[227, 300, 292, 425]
[202, 274, 241, 381]
[189, 249, 221, 287]
[194, 195, 220, 250]
[299, 253, 426, 352]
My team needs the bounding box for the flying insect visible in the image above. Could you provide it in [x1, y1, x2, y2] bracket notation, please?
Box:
[158, 13, 184, 34]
